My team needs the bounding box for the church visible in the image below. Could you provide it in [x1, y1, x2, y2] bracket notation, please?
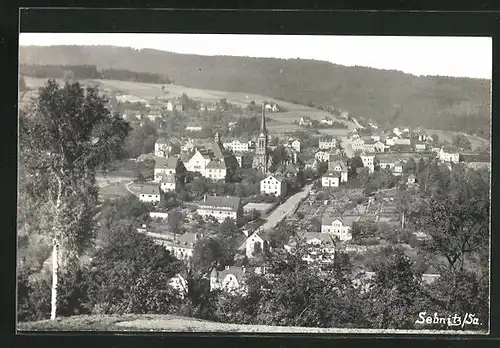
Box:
[252, 103, 272, 173]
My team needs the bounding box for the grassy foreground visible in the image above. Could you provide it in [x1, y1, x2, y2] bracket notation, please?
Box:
[17, 314, 486, 334]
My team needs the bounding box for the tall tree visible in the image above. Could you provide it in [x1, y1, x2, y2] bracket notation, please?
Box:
[19, 80, 130, 319]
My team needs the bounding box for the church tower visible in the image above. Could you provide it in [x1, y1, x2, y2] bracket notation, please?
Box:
[252, 102, 269, 173]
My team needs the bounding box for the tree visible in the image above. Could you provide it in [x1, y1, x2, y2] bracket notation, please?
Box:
[19, 80, 130, 319]
[364, 247, 434, 329]
[349, 156, 364, 176]
[452, 134, 472, 150]
[167, 210, 183, 235]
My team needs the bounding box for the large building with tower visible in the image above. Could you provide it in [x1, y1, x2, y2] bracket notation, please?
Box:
[252, 103, 272, 173]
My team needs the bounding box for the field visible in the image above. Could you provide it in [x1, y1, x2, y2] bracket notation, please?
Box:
[423, 128, 489, 150]
[22, 76, 357, 135]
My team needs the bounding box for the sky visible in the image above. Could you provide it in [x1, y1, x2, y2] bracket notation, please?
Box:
[19, 33, 492, 79]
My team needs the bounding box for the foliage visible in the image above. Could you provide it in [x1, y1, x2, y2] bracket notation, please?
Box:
[452, 134, 472, 150]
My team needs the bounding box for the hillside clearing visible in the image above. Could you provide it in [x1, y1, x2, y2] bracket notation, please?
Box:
[17, 314, 485, 334]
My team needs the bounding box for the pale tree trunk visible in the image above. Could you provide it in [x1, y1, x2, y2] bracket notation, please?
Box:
[50, 175, 63, 320]
[51, 240, 59, 320]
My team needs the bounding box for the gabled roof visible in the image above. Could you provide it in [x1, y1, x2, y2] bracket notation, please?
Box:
[393, 138, 411, 146]
[198, 196, 241, 211]
[177, 232, 198, 248]
[300, 231, 336, 245]
[155, 137, 171, 145]
[331, 160, 348, 171]
[206, 160, 227, 169]
[262, 175, 284, 183]
[217, 266, 246, 282]
[197, 149, 216, 160]
[364, 139, 377, 145]
[321, 215, 359, 226]
[136, 184, 161, 195]
[376, 154, 401, 163]
[155, 156, 179, 169]
[323, 172, 341, 178]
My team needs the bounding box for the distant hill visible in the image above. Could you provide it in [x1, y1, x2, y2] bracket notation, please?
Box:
[19, 45, 491, 137]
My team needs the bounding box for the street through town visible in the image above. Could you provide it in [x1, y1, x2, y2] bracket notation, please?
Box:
[260, 184, 312, 231]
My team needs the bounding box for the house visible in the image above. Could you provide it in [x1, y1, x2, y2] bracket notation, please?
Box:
[260, 175, 287, 197]
[321, 216, 359, 241]
[328, 160, 348, 182]
[205, 160, 227, 181]
[154, 138, 173, 157]
[186, 124, 203, 132]
[163, 232, 201, 261]
[351, 138, 365, 152]
[304, 158, 318, 171]
[363, 139, 376, 153]
[185, 149, 214, 174]
[373, 141, 385, 153]
[319, 136, 337, 150]
[407, 173, 417, 186]
[285, 232, 335, 264]
[154, 157, 181, 182]
[265, 103, 280, 112]
[393, 138, 412, 146]
[361, 155, 375, 173]
[299, 116, 313, 127]
[340, 111, 349, 119]
[322, 172, 340, 188]
[320, 116, 334, 126]
[315, 150, 330, 162]
[136, 184, 163, 204]
[197, 195, 242, 223]
[166, 100, 184, 112]
[160, 174, 177, 192]
[277, 162, 300, 178]
[459, 153, 491, 170]
[244, 230, 271, 259]
[290, 139, 302, 153]
[393, 160, 405, 176]
[210, 266, 247, 293]
[223, 139, 250, 153]
[439, 145, 460, 163]
[415, 142, 427, 152]
[376, 154, 401, 171]
[393, 127, 402, 137]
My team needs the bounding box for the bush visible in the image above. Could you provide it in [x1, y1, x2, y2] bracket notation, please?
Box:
[17, 267, 51, 322]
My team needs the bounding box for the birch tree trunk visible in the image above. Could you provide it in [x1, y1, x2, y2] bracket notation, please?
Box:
[51, 240, 59, 320]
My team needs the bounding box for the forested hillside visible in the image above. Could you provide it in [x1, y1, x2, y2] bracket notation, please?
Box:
[19, 45, 491, 137]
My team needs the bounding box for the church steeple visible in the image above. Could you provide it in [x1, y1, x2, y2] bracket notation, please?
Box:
[260, 102, 267, 135]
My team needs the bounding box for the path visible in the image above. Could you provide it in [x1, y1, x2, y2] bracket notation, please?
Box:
[125, 181, 135, 194]
[260, 184, 312, 231]
[351, 117, 365, 129]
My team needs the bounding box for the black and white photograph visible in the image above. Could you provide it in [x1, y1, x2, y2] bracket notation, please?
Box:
[17, 32, 491, 334]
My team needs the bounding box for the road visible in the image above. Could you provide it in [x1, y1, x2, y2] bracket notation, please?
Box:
[260, 184, 312, 232]
[351, 117, 365, 129]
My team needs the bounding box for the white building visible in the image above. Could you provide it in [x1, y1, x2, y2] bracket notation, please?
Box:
[439, 146, 460, 163]
[393, 160, 404, 176]
[210, 266, 247, 293]
[415, 143, 427, 152]
[319, 136, 337, 150]
[373, 141, 385, 153]
[185, 149, 213, 174]
[197, 195, 242, 223]
[205, 160, 227, 181]
[351, 138, 366, 152]
[260, 175, 287, 197]
[393, 127, 402, 137]
[361, 155, 375, 173]
[315, 150, 330, 162]
[321, 216, 359, 241]
[244, 231, 271, 259]
[136, 184, 163, 204]
[154, 157, 180, 182]
[328, 160, 348, 182]
[322, 172, 340, 188]
[160, 174, 177, 193]
[320, 117, 334, 126]
[186, 124, 203, 132]
[299, 117, 313, 127]
[154, 138, 173, 158]
[223, 139, 250, 153]
[290, 139, 302, 153]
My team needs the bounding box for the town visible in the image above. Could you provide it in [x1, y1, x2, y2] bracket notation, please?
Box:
[17, 40, 490, 332]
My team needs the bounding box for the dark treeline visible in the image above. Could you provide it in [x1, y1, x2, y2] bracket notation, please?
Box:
[20, 64, 173, 85]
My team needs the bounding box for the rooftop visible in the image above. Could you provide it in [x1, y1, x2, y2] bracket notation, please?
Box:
[322, 215, 359, 226]
[155, 156, 179, 169]
[198, 195, 241, 211]
[206, 160, 227, 169]
[136, 184, 161, 195]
